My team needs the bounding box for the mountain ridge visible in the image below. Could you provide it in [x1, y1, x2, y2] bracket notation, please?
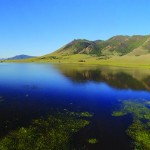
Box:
[6, 35, 150, 68]
[6, 54, 35, 60]
[49, 35, 150, 57]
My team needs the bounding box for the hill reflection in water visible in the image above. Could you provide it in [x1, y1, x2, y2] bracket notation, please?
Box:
[54, 64, 150, 91]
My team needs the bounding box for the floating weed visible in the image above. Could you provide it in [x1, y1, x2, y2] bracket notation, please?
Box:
[112, 99, 150, 150]
[112, 111, 127, 117]
[80, 112, 93, 117]
[69, 111, 94, 118]
[88, 138, 98, 144]
[112, 100, 150, 120]
[0, 111, 93, 150]
[128, 120, 150, 150]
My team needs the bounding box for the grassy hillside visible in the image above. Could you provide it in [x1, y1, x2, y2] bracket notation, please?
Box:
[6, 35, 150, 68]
[50, 35, 150, 57]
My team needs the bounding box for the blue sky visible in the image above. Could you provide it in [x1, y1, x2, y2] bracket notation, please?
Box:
[0, 0, 150, 58]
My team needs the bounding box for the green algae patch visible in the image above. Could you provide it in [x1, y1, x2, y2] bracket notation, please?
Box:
[68, 111, 94, 118]
[0, 111, 92, 150]
[113, 100, 150, 120]
[80, 112, 93, 117]
[112, 99, 150, 150]
[128, 120, 150, 150]
[88, 138, 98, 144]
[112, 111, 127, 117]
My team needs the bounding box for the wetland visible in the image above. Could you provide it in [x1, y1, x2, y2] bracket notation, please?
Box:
[0, 63, 150, 149]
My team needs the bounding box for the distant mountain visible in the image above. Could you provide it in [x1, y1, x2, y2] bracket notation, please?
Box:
[0, 58, 5, 60]
[6, 55, 35, 60]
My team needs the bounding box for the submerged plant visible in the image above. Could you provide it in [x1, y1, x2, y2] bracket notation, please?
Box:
[112, 99, 150, 150]
[88, 138, 98, 144]
[0, 111, 93, 150]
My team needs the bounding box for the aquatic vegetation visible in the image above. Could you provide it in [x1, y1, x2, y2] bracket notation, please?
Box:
[88, 138, 98, 144]
[128, 120, 150, 150]
[112, 111, 127, 117]
[68, 111, 93, 118]
[0, 111, 92, 150]
[112, 99, 150, 150]
[113, 100, 150, 120]
[79, 112, 93, 117]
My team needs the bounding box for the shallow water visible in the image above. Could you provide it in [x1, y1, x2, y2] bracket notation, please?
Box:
[0, 63, 150, 149]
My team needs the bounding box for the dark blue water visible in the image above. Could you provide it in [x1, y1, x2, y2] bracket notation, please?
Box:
[0, 63, 150, 150]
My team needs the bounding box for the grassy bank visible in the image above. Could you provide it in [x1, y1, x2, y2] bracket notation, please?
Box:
[5, 54, 150, 68]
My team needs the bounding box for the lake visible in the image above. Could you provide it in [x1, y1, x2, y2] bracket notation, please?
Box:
[0, 63, 150, 150]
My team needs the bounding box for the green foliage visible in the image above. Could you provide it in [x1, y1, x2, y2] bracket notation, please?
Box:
[88, 138, 98, 144]
[112, 111, 127, 117]
[113, 100, 150, 120]
[49, 56, 58, 59]
[80, 112, 93, 117]
[112, 99, 150, 150]
[78, 60, 85, 62]
[128, 120, 150, 150]
[0, 112, 92, 150]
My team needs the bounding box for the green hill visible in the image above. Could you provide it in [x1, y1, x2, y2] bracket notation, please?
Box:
[7, 35, 150, 68]
[51, 35, 150, 57]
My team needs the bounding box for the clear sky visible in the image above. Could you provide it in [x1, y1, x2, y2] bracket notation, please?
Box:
[0, 0, 150, 58]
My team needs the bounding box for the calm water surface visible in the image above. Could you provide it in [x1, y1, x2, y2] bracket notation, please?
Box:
[0, 63, 150, 150]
